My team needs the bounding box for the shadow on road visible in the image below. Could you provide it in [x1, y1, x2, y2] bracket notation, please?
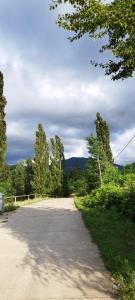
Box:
[0, 198, 115, 298]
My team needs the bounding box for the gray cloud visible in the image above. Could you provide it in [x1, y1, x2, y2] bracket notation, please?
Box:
[0, 0, 134, 165]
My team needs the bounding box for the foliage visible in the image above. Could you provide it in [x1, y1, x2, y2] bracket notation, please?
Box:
[25, 159, 34, 194]
[50, 0, 135, 80]
[86, 113, 113, 191]
[124, 162, 135, 174]
[33, 124, 50, 195]
[0, 72, 7, 171]
[0, 164, 15, 196]
[86, 157, 99, 191]
[75, 197, 135, 300]
[12, 163, 25, 196]
[0, 179, 15, 196]
[74, 177, 88, 196]
[95, 112, 113, 163]
[4, 201, 18, 212]
[103, 165, 123, 186]
[62, 172, 70, 196]
[50, 135, 65, 196]
[87, 134, 108, 188]
[68, 166, 87, 196]
[82, 183, 135, 220]
[123, 173, 135, 188]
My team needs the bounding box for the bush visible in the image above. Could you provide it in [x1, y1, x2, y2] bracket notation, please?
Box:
[86, 184, 124, 208]
[4, 197, 17, 212]
[4, 203, 17, 212]
[84, 184, 135, 220]
[69, 177, 87, 196]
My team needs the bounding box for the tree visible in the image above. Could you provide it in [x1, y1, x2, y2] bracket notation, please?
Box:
[62, 172, 70, 197]
[95, 112, 113, 164]
[12, 163, 25, 196]
[25, 159, 34, 195]
[0, 72, 7, 173]
[124, 162, 135, 174]
[103, 165, 122, 186]
[86, 157, 100, 191]
[0, 164, 15, 195]
[50, 0, 135, 80]
[87, 134, 108, 189]
[68, 166, 87, 196]
[33, 124, 50, 195]
[50, 135, 65, 196]
[123, 163, 135, 189]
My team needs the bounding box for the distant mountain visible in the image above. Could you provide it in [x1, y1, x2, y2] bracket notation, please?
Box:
[65, 157, 123, 172]
[65, 157, 88, 172]
[9, 157, 124, 173]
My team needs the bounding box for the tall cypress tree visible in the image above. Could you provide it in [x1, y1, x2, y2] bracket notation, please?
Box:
[33, 124, 50, 195]
[0, 72, 7, 171]
[95, 112, 113, 163]
[50, 135, 65, 196]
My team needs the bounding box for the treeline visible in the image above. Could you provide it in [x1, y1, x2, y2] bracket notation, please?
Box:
[0, 72, 68, 197]
[70, 113, 135, 221]
[0, 124, 68, 197]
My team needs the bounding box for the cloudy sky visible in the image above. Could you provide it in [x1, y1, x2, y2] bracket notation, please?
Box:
[0, 0, 134, 165]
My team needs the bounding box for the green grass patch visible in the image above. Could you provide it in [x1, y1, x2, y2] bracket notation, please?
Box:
[75, 197, 135, 300]
[16, 197, 46, 207]
[4, 203, 19, 212]
[4, 197, 46, 212]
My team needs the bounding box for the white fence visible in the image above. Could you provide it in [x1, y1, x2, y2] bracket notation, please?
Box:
[4, 194, 46, 203]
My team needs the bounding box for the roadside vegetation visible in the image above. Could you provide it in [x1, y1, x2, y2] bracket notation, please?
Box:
[4, 197, 46, 212]
[71, 114, 135, 300]
[75, 197, 135, 300]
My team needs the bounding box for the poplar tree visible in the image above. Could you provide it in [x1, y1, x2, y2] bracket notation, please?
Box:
[95, 112, 113, 164]
[0, 71, 7, 171]
[87, 135, 107, 189]
[33, 124, 50, 195]
[50, 135, 65, 196]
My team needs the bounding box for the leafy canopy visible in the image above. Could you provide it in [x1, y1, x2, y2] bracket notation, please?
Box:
[50, 135, 65, 196]
[50, 0, 135, 80]
[95, 112, 113, 163]
[33, 124, 50, 195]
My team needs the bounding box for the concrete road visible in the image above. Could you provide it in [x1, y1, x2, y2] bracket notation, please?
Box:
[0, 198, 116, 300]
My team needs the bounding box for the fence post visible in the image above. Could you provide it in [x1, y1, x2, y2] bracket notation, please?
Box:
[28, 195, 30, 200]
[15, 196, 17, 204]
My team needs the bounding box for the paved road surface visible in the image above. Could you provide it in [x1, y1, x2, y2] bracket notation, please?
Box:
[0, 198, 116, 300]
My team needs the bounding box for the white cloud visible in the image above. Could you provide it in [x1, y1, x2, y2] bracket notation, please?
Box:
[2, 54, 135, 164]
[0, 1, 134, 165]
[7, 121, 33, 141]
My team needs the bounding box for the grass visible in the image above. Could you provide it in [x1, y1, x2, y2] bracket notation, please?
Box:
[75, 197, 135, 300]
[4, 197, 46, 212]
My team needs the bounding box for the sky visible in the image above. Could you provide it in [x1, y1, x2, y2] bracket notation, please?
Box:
[0, 0, 134, 165]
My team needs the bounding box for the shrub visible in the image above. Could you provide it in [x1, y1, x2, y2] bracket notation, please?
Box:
[69, 177, 87, 196]
[84, 184, 135, 220]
